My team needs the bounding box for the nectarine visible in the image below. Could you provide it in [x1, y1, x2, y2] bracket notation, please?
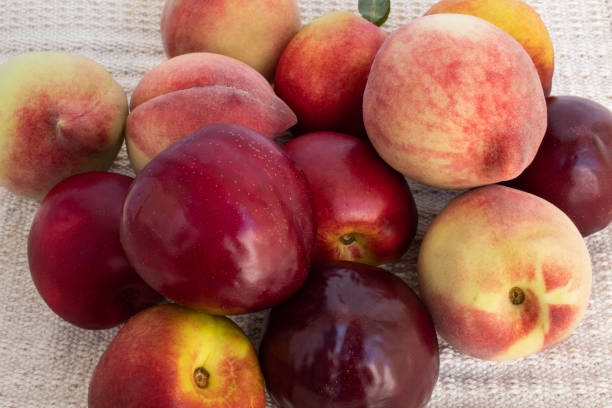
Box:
[274, 11, 386, 136]
[121, 124, 316, 315]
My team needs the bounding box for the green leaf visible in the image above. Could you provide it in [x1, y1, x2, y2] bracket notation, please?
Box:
[359, 0, 391, 27]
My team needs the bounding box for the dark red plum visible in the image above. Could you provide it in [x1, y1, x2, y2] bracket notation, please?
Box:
[259, 261, 439, 408]
[120, 123, 316, 315]
[283, 132, 418, 266]
[506, 95, 612, 236]
[28, 172, 163, 330]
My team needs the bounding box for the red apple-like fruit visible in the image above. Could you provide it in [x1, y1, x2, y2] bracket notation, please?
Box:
[27, 172, 163, 330]
[506, 95, 612, 236]
[283, 132, 417, 265]
[260, 261, 439, 408]
[89, 303, 266, 408]
[120, 123, 316, 315]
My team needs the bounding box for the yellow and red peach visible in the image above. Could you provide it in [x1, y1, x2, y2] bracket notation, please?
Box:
[417, 185, 592, 361]
[0, 52, 127, 200]
[126, 53, 296, 172]
[161, 0, 301, 79]
[88, 304, 266, 408]
[425, 0, 555, 96]
[274, 11, 387, 136]
[363, 14, 547, 189]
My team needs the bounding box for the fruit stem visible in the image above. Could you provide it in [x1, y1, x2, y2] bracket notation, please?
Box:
[509, 287, 525, 305]
[339, 233, 356, 245]
[193, 367, 210, 389]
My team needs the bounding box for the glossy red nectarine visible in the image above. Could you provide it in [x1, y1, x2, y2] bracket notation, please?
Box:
[284, 131, 417, 265]
[28, 172, 163, 329]
[121, 123, 316, 315]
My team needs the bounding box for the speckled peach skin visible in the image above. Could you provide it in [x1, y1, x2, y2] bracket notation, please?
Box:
[418, 185, 592, 361]
[363, 14, 547, 189]
[425, 0, 555, 96]
[161, 0, 301, 79]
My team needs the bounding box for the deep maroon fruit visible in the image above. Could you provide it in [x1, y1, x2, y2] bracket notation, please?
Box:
[260, 261, 439, 408]
[506, 95, 612, 236]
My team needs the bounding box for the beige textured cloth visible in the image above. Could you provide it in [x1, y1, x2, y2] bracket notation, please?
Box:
[1, 1, 610, 407]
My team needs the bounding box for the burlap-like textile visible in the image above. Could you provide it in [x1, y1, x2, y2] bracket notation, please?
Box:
[1, 1, 610, 407]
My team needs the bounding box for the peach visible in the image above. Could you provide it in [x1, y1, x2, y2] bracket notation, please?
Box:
[130, 52, 276, 110]
[126, 53, 296, 172]
[418, 185, 592, 361]
[425, 0, 555, 96]
[0, 52, 127, 200]
[274, 11, 387, 136]
[161, 0, 301, 79]
[89, 304, 265, 407]
[363, 14, 547, 189]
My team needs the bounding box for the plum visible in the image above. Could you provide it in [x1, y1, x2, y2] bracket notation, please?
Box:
[259, 261, 439, 408]
[506, 95, 612, 236]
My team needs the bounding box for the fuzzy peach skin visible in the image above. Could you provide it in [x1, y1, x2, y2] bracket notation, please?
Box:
[130, 52, 276, 110]
[161, 0, 301, 79]
[417, 185, 592, 361]
[126, 54, 296, 172]
[362, 14, 547, 189]
[0, 52, 127, 200]
[274, 11, 387, 136]
[425, 0, 555, 96]
[88, 304, 265, 408]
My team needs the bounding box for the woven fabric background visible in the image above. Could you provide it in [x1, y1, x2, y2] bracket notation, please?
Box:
[0, 0, 610, 407]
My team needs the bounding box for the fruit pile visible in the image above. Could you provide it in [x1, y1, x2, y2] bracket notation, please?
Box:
[0, 0, 610, 407]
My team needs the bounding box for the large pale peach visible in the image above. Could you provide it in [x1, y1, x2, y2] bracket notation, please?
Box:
[161, 0, 301, 79]
[425, 0, 555, 96]
[418, 185, 592, 361]
[274, 11, 387, 136]
[363, 14, 547, 189]
[0, 52, 127, 200]
[126, 53, 296, 172]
